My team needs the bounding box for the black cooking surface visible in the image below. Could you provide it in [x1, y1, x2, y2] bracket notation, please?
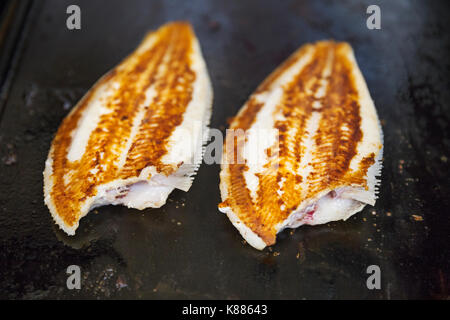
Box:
[0, 0, 448, 299]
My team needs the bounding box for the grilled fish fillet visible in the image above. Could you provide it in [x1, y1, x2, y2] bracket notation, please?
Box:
[44, 22, 213, 235]
[219, 41, 383, 250]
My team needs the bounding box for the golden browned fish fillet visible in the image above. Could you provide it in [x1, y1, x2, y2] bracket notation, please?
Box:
[44, 22, 213, 235]
[219, 41, 383, 250]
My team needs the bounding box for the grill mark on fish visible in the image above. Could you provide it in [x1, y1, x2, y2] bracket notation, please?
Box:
[252, 43, 332, 242]
[49, 22, 196, 227]
[121, 24, 195, 177]
[306, 43, 362, 196]
[220, 97, 267, 242]
[220, 44, 323, 244]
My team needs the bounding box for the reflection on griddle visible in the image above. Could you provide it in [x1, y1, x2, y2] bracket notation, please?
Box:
[52, 206, 124, 249]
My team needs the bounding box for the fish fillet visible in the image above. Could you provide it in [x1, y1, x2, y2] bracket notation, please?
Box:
[44, 22, 213, 235]
[219, 41, 383, 250]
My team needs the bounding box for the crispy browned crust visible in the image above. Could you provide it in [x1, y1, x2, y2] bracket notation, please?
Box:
[219, 41, 381, 246]
[48, 22, 196, 228]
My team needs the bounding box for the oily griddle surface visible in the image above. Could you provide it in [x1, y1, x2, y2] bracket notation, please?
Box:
[0, 0, 449, 299]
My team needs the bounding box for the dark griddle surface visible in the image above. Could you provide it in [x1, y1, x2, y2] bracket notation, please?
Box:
[0, 0, 449, 299]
